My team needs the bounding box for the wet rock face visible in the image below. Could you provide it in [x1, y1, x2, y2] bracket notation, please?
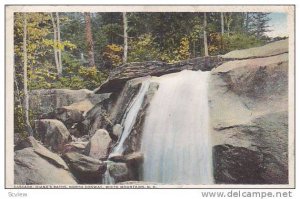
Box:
[62, 152, 107, 184]
[34, 119, 71, 153]
[123, 82, 159, 155]
[213, 144, 288, 184]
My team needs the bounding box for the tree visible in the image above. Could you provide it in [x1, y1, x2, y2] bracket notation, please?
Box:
[203, 12, 209, 56]
[224, 13, 233, 36]
[221, 12, 224, 35]
[249, 12, 270, 38]
[123, 12, 128, 63]
[51, 12, 63, 76]
[22, 13, 33, 136]
[84, 12, 96, 67]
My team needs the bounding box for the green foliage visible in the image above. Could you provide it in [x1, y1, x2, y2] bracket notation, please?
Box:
[128, 34, 160, 62]
[102, 44, 123, 67]
[14, 104, 28, 137]
[178, 37, 190, 60]
[208, 32, 265, 55]
[222, 33, 264, 52]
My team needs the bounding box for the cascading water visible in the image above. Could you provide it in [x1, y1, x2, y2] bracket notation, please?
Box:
[103, 81, 150, 184]
[102, 161, 115, 184]
[141, 70, 213, 184]
[110, 80, 150, 156]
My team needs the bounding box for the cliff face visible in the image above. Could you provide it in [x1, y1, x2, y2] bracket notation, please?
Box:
[209, 39, 289, 184]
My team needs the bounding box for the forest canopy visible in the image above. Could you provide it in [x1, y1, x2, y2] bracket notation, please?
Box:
[14, 12, 286, 90]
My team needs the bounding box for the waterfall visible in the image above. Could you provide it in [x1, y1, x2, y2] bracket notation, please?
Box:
[102, 161, 115, 184]
[110, 81, 150, 156]
[141, 70, 213, 184]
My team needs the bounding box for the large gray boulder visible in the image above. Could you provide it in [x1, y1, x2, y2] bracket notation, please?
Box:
[14, 137, 77, 185]
[209, 39, 289, 184]
[35, 119, 71, 153]
[15, 136, 69, 170]
[221, 39, 288, 59]
[63, 152, 106, 184]
[108, 162, 129, 183]
[84, 129, 112, 160]
[29, 89, 107, 115]
[109, 152, 144, 181]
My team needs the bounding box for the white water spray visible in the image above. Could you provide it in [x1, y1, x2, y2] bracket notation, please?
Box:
[141, 70, 213, 184]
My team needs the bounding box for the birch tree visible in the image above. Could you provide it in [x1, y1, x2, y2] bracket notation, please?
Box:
[221, 12, 224, 35]
[203, 12, 209, 56]
[51, 12, 62, 76]
[22, 13, 33, 136]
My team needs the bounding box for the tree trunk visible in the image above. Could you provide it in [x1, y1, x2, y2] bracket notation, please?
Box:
[245, 12, 249, 32]
[203, 12, 209, 56]
[56, 12, 62, 75]
[50, 13, 60, 75]
[221, 12, 224, 35]
[22, 13, 33, 135]
[84, 12, 95, 67]
[193, 40, 196, 58]
[123, 12, 128, 63]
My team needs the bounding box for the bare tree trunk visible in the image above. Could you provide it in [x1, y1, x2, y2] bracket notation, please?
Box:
[203, 12, 209, 56]
[56, 12, 62, 75]
[51, 13, 60, 75]
[23, 13, 33, 136]
[84, 12, 95, 67]
[123, 12, 128, 63]
[221, 12, 224, 35]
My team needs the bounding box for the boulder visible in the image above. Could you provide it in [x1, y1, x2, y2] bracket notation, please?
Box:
[94, 56, 223, 94]
[209, 39, 289, 184]
[221, 39, 288, 59]
[109, 152, 144, 181]
[82, 97, 113, 137]
[84, 129, 112, 160]
[112, 124, 123, 140]
[15, 136, 69, 170]
[109, 152, 143, 164]
[124, 152, 144, 165]
[35, 119, 71, 153]
[63, 152, 106, 184]
[14, 148, 76, 185]
[30, 89, 109, 115]
[213, 53, 288, 101]
[62, 141, 88, 154]
[213, 144, 288, 184]
[108, 162, 129, 183]
[53, 108, 84, 126]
